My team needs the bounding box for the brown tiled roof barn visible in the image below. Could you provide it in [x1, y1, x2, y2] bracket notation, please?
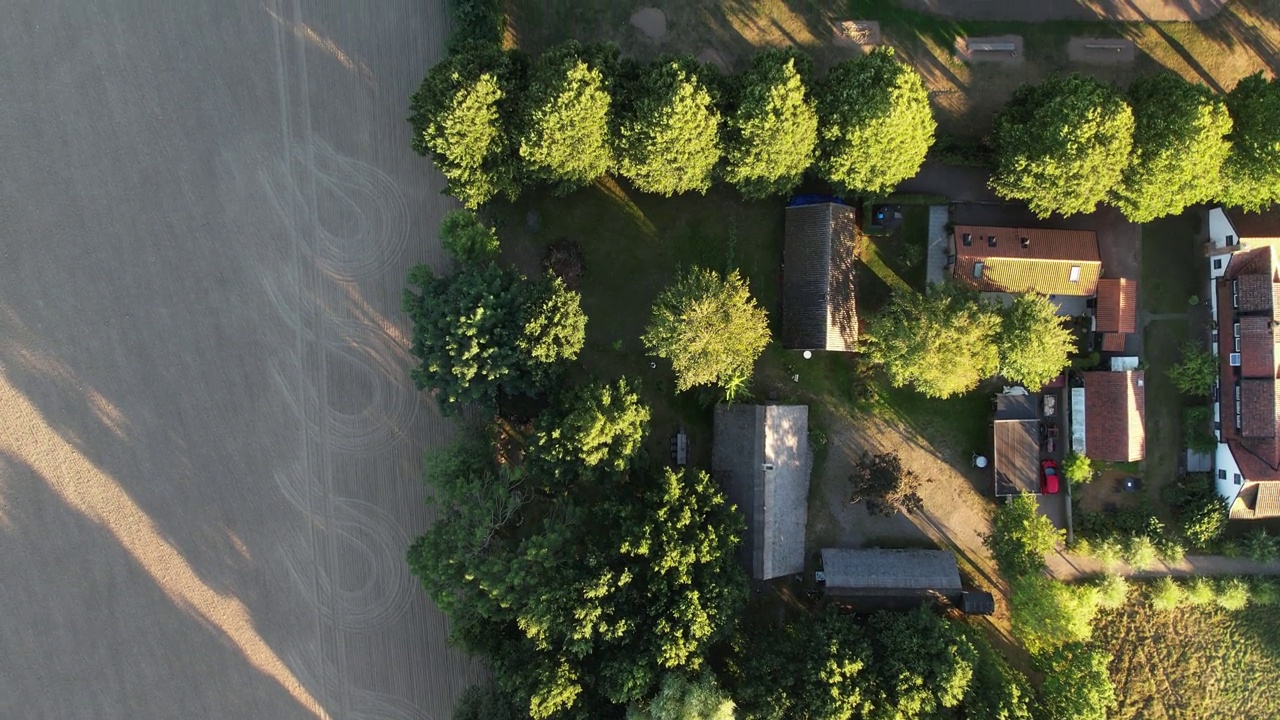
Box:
[1095, 278, 1137, 333]
[1083, 371, 1146, 462]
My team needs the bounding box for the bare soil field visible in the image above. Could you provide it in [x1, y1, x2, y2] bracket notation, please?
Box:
[0, 1, 482, 718]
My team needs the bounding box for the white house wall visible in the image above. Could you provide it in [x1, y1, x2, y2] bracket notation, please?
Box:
[1214, 443, 1244, 506]
[1209, 207, 1236, 279]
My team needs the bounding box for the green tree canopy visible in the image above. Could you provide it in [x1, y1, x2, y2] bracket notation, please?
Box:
[1036, 643, 1116, 720]
[815, 47, 935, 195]
[643, 268, 771, 392]
[409, 43, 522, 208]
[412, 457, 748, 718]
[440, 209, 501, 266]
[724, 609, 869, 720]
[614, 58, 722, 195]
[723, 49, 819, 199]
[628, 673, 735, 720]
[864, 608, 978, 719]
[1062, 452, 1092, 485]
[1165, 474, 1227, 550]
[519, 41, 617, 191]
[990, 74, 1135, 217]
[1166, 339, 1217, 396]
[864, 283, 1000, 398]
[1010, 576, 1100, 655]
[961, 627, 1035, 720]
[985, 493, 1063, 579]
[1113, 74, 1233, 223]
[403, 260, 585, 409]
[529, 377, 651, 482]
[848, 451, 924, 517]
[998, 293, 1075, 391]
[1222, 72, 1280, 210]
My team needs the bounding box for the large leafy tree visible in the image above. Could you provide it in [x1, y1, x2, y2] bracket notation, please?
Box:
[643, 268, 771, 392]
[1221, 72, 1280, 210]
[815, 47, 935, 195]
[412, 456, 747, 719]
[402, 217, 586, 408]
[409, 43, 522, 208]
[984, 493, 1063, 579]
[614, 58, 722, 195]
[990, 74, 1134, 217]
[723, 49, 819, 199]
[1036, 643, 1116, 720]
[863, 608, 978, 720]
[1113, 74, 1233, 223]
[961, 626, 1034, 720]
[1009, 576, 1100, 655]
[864, 283, 1001, 398]
[998, 294, 1075, 391]
[519, 41, 617, 191]
[724, 609, 869, 720]
[529, 377, 651, 482]
[848, 451, 924, 517]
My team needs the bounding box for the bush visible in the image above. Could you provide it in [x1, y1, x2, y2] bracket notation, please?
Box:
[1063, 452, 1092, 486]
[441, 210, 501, 266]
[1183, 406, 1218, 454]
[1157, 537, 1187, 564]
[1035, 643, 1116, 720]
[1217, 578, 1251, 611]
[1095, 574, 1130, 610]
[1148, 576, 1184, 612]
[1185, 577, 1216, 606]
[1010, 576, 1100, 655]
[1165, 474, 1228, 550]
[1166, 340, 1217, 396]
[1124, 535, 1160, 571]
[1091, 537, 1125, 569]
[1242, 528, 1280, 562]
[1249, 577, 1280, 606]
[447, 0, 506, 47]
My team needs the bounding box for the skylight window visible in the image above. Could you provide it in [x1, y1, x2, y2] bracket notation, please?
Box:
[1069, 266, 1081, 282]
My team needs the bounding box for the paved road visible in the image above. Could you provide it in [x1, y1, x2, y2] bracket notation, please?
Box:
[0, 2, 482, 719]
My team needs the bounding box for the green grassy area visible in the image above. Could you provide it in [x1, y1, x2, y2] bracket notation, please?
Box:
[1095, 591, 1280, 719]
[1138, 211, 1204, 510]
[490, 178, 784, 465]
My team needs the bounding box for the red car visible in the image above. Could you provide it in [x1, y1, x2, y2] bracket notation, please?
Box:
[1041, 459, 1060, 494]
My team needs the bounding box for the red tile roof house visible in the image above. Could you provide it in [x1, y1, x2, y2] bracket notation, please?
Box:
[947, 225, 1102, 316]
[1094, 278, 1139, 355]
[1207, 207, 1280, 518]
[1081, 371, 1146, 462]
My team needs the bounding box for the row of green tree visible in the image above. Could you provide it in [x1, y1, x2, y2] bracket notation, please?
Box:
[409, 42, 935, 207]
[989, 71, 1280, 219]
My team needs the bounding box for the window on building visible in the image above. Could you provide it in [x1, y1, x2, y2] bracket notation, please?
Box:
[1235, 473, 1243, 485]
[1233, 279, 1239, 308]
[987, 235, 996, 247]
[1020, 236, 1030, 249]
[962, 233, 972, 246]
[1234, 321, 1241, 337]
[1227, 234, 1237, 246]
[1069, 266, 1081, 283]
[972, 261, 984, 279]
[1219, 469, 1227, 480]
[1215, 258, 1223, 270]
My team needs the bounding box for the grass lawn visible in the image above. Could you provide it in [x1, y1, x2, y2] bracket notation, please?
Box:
[1096, 591, 1280, 719]
[490, 178, 784, 466]
[505, 1, 1280, 136]
[1139, 211, 1205, 510]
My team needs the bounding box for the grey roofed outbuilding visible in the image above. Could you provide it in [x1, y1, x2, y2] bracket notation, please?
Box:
[711, 404, 811, 580]
[820, 548, 962, 591]
[782, 203, 859, 351]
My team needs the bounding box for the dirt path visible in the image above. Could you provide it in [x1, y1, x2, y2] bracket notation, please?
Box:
[897, 0, 1229, 21]
[0, 1, 483, 718]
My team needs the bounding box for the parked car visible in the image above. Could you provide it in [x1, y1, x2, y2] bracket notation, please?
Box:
[1041, 459, 1060, 494]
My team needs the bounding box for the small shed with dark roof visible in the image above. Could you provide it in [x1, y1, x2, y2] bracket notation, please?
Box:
[1082, 371, 1146, 462]
[820, 548, 962, 595]
[782, 203, 859, 352]
[712, 404, 811, 580]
